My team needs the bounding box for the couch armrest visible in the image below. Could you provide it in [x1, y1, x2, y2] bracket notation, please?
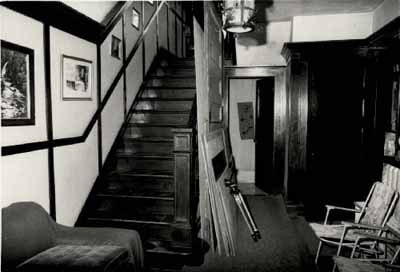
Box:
[54, 224, 144, 271]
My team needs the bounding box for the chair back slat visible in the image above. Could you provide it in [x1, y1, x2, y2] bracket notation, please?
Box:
[360, 182, 396, 227]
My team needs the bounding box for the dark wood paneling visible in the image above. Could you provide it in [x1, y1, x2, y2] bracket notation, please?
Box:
[44, 25, 56, 219]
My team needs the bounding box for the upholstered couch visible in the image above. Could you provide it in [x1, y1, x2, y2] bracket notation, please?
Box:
[2, 202, 144, 272]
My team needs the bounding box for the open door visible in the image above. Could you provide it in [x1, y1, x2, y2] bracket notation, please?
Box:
[255, 78, 275, 193]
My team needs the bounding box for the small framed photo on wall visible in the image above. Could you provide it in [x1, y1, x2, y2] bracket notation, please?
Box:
[61, 55, 92, 100]
[1, 40, 35, 126]
[132, 8, 140, 30]
[110, 35, 122, 59]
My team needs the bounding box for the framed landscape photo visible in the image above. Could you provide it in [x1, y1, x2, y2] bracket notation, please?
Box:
[62, 55, 92, 100]
[110, 35, 121, 59]
[1, 40, 35, 126]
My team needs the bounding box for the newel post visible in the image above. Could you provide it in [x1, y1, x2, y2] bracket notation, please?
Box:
[172, 128, 193, 224]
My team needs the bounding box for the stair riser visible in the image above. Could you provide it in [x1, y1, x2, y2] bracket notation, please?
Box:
[141, 88, 195, 99]
[119, 141, 173, 154]
[85, 219, 192, 245]
[146, 78, 196, 88]
[136, 100, 193, 111]
[167, 60, 195, 67]
[92, 197, 174, 221]
[101, 177, 174, 196]
[116, 158, 174, 171]
[153, 68, 195, 77]
[130, 113, 189, 126]
[126, 126, 174, 138]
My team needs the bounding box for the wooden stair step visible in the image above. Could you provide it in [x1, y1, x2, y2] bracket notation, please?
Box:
[130, 113, 189, 126]
[97, 193, 174, 201]
[129, 123, 188, 128]
[125, 125, 175, 138]
[146, 77, 196, 88]
[116, 151, 173, 159]
[91, 197, 174, 222]
[133, 109, 191, 114]
[152, 67, 195, 77]
[99, 180, 174, 199]
[115, 157, 174, 172]
[124, 136, 173, 143]
[107, 169, 174, 178]
[141, 88, 195, 99]
[118, 140, 174, 154]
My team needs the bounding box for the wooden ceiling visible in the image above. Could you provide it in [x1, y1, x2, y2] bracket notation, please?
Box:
[255, 0, 385, 22]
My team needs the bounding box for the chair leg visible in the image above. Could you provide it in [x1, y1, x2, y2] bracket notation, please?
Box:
[315, 240, 323, 264]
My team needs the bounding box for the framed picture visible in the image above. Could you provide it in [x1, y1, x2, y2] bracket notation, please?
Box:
[62, 55, 92, 100]
[110, 35, 121, 59]
[1, 40, 35, 126]
[131, 7, 140, 30]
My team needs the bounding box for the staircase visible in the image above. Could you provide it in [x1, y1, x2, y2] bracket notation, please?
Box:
[78, 53, 198, 259]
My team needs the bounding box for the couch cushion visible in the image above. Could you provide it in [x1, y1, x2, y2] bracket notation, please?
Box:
[2, 202, 54, 269]
[16, 245, 131, 272]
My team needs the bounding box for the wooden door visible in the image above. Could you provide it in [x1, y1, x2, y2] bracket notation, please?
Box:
[255, 77, 276, 193]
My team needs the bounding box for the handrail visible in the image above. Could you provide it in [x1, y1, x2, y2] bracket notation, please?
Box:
[2, 0, 184, 156]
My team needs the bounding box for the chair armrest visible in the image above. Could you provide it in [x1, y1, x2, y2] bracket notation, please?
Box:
[341, 221, 388, 232]
[354, 232, 400, 245]
[326, 205, 360, 213]
[323, 205, 360, 224]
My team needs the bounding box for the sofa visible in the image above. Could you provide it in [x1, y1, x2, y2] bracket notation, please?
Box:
[2, 202, 144, 272]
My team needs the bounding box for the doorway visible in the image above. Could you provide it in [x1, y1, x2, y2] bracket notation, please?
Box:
[228, 77, 278, 193]
[255, 78, 276, 193]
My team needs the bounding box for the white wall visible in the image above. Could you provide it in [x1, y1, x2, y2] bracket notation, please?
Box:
[1, 7, 47, 146]
[54, 127, 98, 225]
[2, 150, 50, 211]
[101, 19, 123, 100]
[236, 21, 291, 66]
[229, 79, 256, 183]
[50, 27, 97, 139]
[292, 13, 373, 42]
[373, 0, 400, 32]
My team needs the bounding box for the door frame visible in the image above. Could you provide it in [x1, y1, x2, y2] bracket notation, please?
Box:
[223, 65, 288, 195]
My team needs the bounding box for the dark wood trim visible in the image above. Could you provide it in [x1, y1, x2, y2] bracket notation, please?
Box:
[175, 15, 178, 55]
[96, 46, 103, 171]
[101, 2, 127, 26]
[167, 4, 170, 52]
[142, 1, 146, 78]
[156, 1, 160, 51]
[43, 25, 56, 220]
[1, 1, 103, 44]
[122, 13, 127, 117]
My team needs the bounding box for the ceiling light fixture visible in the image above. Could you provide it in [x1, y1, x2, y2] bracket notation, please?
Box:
[222, 0, 256, 34]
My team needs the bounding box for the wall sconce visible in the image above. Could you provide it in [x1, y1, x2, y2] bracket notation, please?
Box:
[222, 0, 256, 34]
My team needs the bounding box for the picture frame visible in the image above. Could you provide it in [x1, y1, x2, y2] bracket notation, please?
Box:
[110, 35, 122, 59]
[1, 40, 35, 126]
[131, 7, 140, 30]
[61, 55, 92, 100]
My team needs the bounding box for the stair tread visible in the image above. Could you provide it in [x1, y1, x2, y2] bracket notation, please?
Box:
[108, 169, 174, 178]
[124, 136, 173, 142]
[97, 193, 174, 201]
[115, 151, 173, 159]
[129, 123, 188, 128]
[133, 110, 191, 114]
[149, 76, 196, 79]
[138, 97, 194, 101]
[87, 216, 174, 225]
[143, 86, 196, 90]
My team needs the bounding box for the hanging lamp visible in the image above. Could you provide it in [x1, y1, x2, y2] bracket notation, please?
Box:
[222, 0, 256, 34]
